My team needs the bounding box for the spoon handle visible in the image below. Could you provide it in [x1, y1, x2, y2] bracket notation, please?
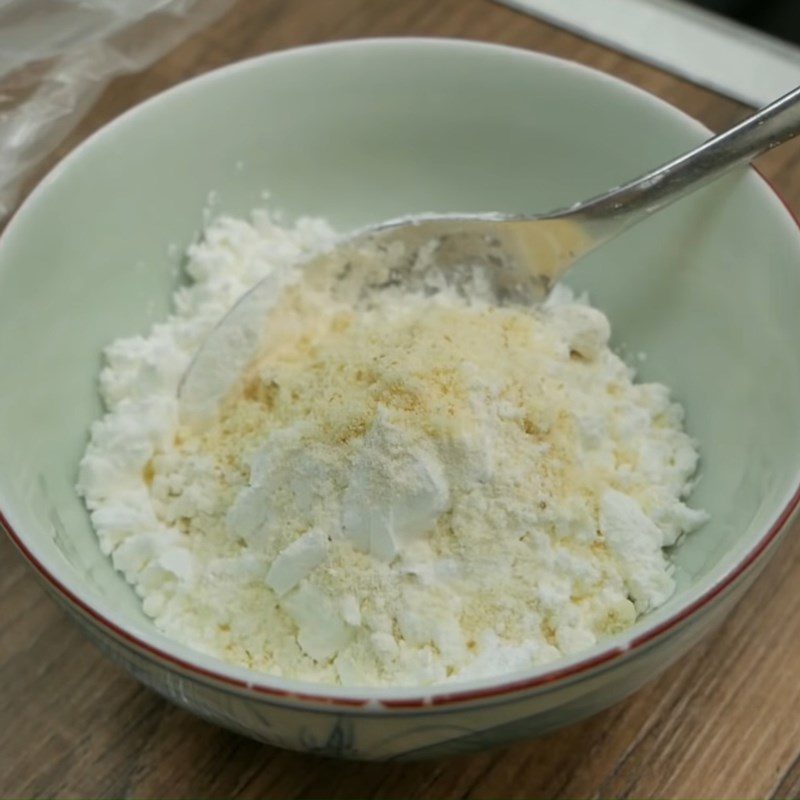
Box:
[567, 85, 800, 236]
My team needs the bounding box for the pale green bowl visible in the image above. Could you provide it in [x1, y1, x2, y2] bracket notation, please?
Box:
[1, 39, 799, 760]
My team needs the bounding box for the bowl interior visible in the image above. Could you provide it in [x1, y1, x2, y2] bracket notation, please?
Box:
[1, 39, 799, 693]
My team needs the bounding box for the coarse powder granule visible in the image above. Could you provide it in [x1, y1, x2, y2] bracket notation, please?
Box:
[78, 208, 708, 687]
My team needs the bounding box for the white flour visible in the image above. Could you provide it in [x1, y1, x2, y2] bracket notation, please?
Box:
[78, 209, 708, 687]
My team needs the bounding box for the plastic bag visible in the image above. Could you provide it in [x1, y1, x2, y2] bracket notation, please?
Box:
[0, 0, 234, 219]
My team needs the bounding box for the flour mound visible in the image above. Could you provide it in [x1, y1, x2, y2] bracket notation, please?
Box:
[78, 210, 707, 687]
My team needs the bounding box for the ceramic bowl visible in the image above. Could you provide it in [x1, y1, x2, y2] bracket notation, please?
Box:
[2, 39, 799, 760]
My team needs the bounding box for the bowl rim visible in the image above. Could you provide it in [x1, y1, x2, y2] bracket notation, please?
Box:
[2, 36, 800, 711]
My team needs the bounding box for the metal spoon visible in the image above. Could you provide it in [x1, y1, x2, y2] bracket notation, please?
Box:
[180, 85, 800, 423]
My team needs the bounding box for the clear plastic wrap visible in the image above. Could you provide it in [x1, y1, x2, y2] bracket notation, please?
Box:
[0, 0, 234, 219]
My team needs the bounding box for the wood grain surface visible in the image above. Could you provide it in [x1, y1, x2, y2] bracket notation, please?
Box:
[2, 1, 800, 797]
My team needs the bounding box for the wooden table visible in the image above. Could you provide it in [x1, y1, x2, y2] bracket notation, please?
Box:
[2, 1, 800, 797]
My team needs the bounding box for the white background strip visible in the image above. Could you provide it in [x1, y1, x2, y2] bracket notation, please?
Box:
[497, 0, 800, 107]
